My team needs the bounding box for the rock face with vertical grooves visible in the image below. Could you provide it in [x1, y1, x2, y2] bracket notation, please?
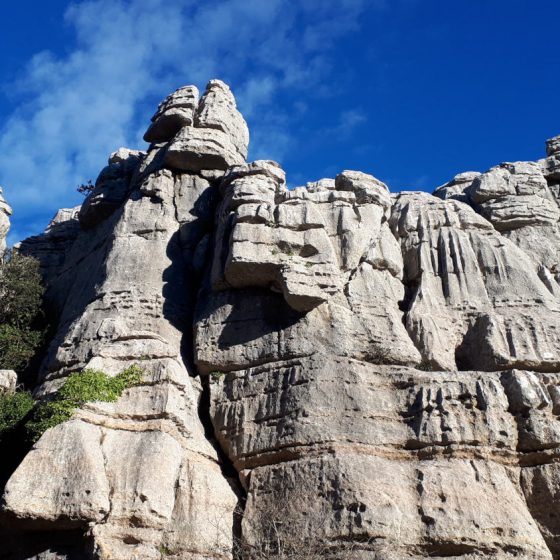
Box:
[2, 83, 560, 559]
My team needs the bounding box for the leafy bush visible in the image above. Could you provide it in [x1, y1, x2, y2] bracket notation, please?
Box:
[0, 251, 45, 373]
[59, 365, 143, 403]
[0, 391, 34, 435]
[0, 252, 44, 329]
[26, 399, 75, 443]
[0, 325, 43, 372]
[26, 365, 143, 442]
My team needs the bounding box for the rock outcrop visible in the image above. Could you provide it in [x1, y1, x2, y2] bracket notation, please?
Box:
[0, 370, 16, 395]
[391, 192, 560, 372]
[2, 82, 560, 559]
[19, 206, 81, 312]
[434, 155, 560, 297]
[0, 188, 12, 255]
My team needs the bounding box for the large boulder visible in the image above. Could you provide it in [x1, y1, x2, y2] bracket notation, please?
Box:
[144, 85, 199, 144]
[162, 80, 249, 173]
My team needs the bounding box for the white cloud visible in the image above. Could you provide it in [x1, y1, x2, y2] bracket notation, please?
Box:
[331, 109, 368, 136]
[0, 0, 379, 242]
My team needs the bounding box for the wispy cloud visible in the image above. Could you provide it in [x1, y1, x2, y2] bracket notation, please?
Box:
[0, 0, 383, 242]
[328, 109, 368, 138]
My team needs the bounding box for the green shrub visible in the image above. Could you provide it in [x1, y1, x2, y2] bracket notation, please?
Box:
[0, 391, 34, 435]
[59, 365, 143, 404]
[25, 399, 75, 442]
[0, 251, 46, 373]
[0, 252, 44, 330]
[26, 365, 144, 442]
[0, 325, 43, 372]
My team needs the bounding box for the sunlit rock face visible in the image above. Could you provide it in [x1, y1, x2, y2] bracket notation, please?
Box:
[0, 187, 12, 255]
[3, 81, 560, 560]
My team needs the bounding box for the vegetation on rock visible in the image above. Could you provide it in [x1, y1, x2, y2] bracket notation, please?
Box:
[26, 365, 144, 442]
[0, 391, 34, 436]
[0, 326, 43, 374]
[76, 179, 95, 197]
[0, 251, 46, 372]
[0, 365, 143, 443]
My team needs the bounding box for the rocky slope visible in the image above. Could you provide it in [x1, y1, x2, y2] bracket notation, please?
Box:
[1, 80, 560, 559]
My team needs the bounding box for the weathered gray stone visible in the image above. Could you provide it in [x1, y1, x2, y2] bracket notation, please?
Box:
[19, 206, 81, 312]
[335, 169, 392, 210]
[195, 79, 249, 161]
[164, 125, 245, 172]
[0, 370, 17, 394]
[390, 192, 560, 371]
[433, 171, 480, 203]
[4, 90, 239, 558]
[435, 159, 560, 295]
[162, 80, 249, 173]
[543, 135, 560, 181]
[0, 187, 12, 255]
[2, 420, 110, 527]
[79, 148, 143, 229]
[8, 81, 560, 560]
[144, 85, 199, 144]
[522, 463, 560, 557]
[200, 162, 420, 369]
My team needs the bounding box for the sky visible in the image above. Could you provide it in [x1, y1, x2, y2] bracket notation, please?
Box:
[0, 0, 559, 244]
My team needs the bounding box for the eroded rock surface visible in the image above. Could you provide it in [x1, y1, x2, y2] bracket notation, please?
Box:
[2, 83, 560, 560]
[435, 155, 560, 296]
[0, 188, 12, 255]
[391, 192, 560, 372]
[2, 82, 240, 560]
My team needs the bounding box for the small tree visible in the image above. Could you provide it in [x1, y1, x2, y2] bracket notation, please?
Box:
[0, 251, 45, 372]
[77, 180, 95, 197]
[0, 251, 44, 329]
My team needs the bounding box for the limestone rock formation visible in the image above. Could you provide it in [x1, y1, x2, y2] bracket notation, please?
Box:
[79, 149, 144, 229]
[435, 157, 560, 296]
[0, 188, 12, 255]
[164, 80, 248, 172]
[19, 206, 81, 305]
[2, 81, 560, 560]
[543, 135, 560, 182]
[391, 192, 560, 372]
[144, 86, 199, 144]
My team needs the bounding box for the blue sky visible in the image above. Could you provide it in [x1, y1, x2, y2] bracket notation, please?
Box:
[1, 0, 559, 243]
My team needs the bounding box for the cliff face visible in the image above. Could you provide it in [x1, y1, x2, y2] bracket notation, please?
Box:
[3, 80, 560, 559]
[0, 188, 12, 255]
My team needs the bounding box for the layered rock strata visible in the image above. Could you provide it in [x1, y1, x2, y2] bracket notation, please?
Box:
[2, 84, 560, 560]
[2, 81, 242, 560]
